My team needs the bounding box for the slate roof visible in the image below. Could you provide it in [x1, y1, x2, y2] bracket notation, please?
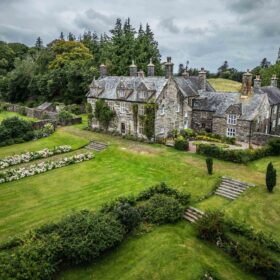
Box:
[260, 86, 280, 105]
[174, 76, 214, 97]
[87, 76, 168, 102]
[193, 91, 268, 120]
[37, 102, 53, 111]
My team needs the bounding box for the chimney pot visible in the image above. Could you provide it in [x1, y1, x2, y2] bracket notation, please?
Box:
[100, 64, 107, 78]
[129, 60, 137, 77]
[271, 74, 278, 87]
[165, 56, 174, 79]
[242, 69, 253, 96]
[182, 69, 189, 79]
[198, 67, 207, 91]
[254, 75, 261, 88]
[147, 58, 155, 77]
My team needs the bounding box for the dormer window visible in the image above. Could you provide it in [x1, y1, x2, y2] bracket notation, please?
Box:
[139, 91, 147, 99]
[160, 104, 165, 116]
[227, 114, 237, 125]
[119, 89, 125, 98]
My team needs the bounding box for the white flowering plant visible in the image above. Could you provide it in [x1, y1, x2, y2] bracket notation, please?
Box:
[0, 145, 72, 170]
[0, 153, 93, 184]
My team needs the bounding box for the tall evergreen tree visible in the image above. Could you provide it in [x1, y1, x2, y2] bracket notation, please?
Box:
[59, 32, 65, 41]
[266, 162, 277, 192]
[35, 37, 43, 49]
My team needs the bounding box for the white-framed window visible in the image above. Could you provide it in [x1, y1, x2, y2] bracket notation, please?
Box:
[160, 104, 165, 116]
[176, 104, 180, 113]
[107, 101, 114, 110]
[139, 123, 144, 135]
[160, 127, 165, 134]
[119, 89, 125, 98]
[227, 114, 237, 125]
[227, 128, 236, 137]
[274, 106, 277, 114]
[273, 120, 276, 128]
[139, 91, 147, 99]
[139, 105, 145, 115]
[120, 102, 126, 113]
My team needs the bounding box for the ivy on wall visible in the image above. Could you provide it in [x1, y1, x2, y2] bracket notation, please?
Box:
[94, 99, 115, 131]
[132, 104, 138, 135]
[140, 103, 158, 141]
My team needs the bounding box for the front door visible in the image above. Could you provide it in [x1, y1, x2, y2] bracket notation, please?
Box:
[121, 123, 126, 134]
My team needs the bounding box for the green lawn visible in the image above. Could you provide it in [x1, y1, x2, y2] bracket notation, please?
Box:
[208, 78, 242, 92]
[0, 111, 37, 122]
[0, 122, 279, 279]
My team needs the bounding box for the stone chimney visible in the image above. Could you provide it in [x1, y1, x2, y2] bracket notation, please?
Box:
[182, 69, 190, 79]
[198, 68, 207, 91]
[129, 60, 137, 77]
[254, 75, 261, 88]
[271, 74, 278, 87]
[165, 57, 174, 79]
[137, 70, 145, 78]
[241, 69, 253, 97]
[147, 59, 155, 77]
[100, 64, 107, 78]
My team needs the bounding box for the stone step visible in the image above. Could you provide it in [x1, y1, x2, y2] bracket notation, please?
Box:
[215, 190, 236, 200]
[216, 189, 240, 199]
[86, 141, 107, 152]
[218, 186, 244, 195]
[220, 182, 246, 192]
[184, 211, 200, 221]
[222, 177, 254, 187]
[222, 180, 248, 189]
[183, 214, 196, 223]
[188, 206, 204, 216]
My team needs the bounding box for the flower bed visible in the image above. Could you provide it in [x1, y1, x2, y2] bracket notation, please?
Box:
[0, 145, 72, 169]
[0, 153, 93, 184]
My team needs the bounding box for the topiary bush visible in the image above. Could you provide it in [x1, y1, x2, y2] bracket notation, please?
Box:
[266, 162, 277, 193]
[141, 194, 184, 224]
[206, 157, 213, 175]
[174, 136, 189, 151]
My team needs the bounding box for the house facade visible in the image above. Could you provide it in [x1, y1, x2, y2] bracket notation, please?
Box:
[87, 58, 280, 143]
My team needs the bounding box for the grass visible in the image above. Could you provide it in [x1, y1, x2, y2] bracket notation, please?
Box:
[60, 223, 257, 280]
[0, 121, 279, 279]
[0, 111, 37, 122]
[208, 78, 242, 92]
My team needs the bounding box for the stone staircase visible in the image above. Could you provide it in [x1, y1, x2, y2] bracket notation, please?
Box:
[183, 206, 204, 223]
[85, 140, 107, 152]
[215, 177, 254, 200]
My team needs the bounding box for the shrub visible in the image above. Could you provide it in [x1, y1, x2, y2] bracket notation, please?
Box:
[141, 194, 184, 224]
[206, 157, 213, 175]
[58, 110, 73, 122]
[136, 182, 191, 206]
[266, 162, 277, 192]
[268, 138, 280, 155]
[1, 117, 33, 139]
[195, 211, 225, 242]
[174, 136, 189, 151]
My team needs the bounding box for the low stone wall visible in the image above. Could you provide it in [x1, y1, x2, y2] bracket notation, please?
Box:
[59, 117, 82, 126]
[251, 132, 280, 145]
[7, 104, 58, 120]
[31, 120, 57, 130]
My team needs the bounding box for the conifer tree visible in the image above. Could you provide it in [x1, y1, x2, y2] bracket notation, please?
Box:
[68, 32, 76, 41]
[35, 37, 43, 49]
[266, 162, 277, 192]
[59, 32, 65, 41]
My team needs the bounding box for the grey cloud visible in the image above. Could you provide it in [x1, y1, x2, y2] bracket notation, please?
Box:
[227, 0, 266, 13]
[74, 9, 114, 33]
[158, 18, 180, 34]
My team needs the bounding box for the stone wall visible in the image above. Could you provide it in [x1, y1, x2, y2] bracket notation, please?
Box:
[251, 132, 280, 145]
[270, 104, 280, 135]
[212, 116, 251, 142]
[191, 110, 214, 132]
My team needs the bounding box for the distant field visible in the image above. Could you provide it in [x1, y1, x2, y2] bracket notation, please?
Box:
[208, 78, 242, 92]
[0, 111, 37, 122]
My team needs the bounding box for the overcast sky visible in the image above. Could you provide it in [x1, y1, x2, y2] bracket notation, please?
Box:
[0, 0, 280, 72]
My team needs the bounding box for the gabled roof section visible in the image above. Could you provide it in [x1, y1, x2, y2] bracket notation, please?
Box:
[260, 86, 280, 105]
[225, 103, 242, 115]
[87, 76, 167, 102]
[37, 102, 53, 111]
[174, 76, 215, 98]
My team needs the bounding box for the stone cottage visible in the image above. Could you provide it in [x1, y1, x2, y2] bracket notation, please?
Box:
[87, 58, 280, 143]
[87, 58, 214, 139]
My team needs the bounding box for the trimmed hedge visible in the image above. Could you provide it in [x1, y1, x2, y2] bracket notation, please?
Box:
[196, 143, 271, 163]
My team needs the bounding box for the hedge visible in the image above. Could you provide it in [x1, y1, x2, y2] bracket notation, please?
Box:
[196, 143, 271, 163]
[0, 183, 190, 279]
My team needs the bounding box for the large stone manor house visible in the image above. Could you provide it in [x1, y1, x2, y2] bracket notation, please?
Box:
[87, 57, 280, 143]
